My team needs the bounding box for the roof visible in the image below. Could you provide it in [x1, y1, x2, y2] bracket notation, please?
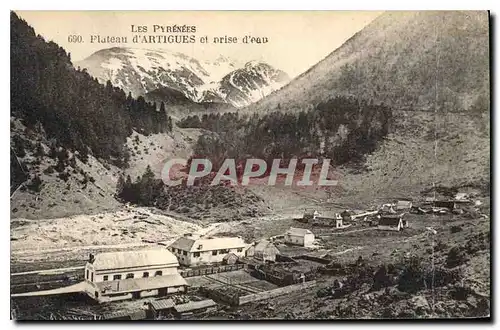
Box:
[254, 240, 278, 252]
[101, 310, 147, 320]
[222, 252, 238, 260]
[378, 216, 402, 226]
[91, 248, 178, 270]
[149, 299, 175, 311]
[304, 210, 319, 215]
[396, 200, 412, 208]
[169, 236, 247, 253]
[174, 299, 217, 313]
[96, 273, 188, 293]
[286, 227, 314, 237]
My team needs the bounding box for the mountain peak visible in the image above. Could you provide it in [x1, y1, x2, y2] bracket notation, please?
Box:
[76, 48, 289, 108]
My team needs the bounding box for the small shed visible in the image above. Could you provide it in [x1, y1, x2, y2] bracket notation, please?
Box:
[285, 227, 315, 247]
[303, 210, 320, 221]
[101, 309, 147, 320]
[247, 240, 280, 262]
[395, 200, 413, 211]
[148, 298, 175, 319]
[173, 299, 217, 317]
[222, 252, 239, 265]
[377, 214, 404, 231]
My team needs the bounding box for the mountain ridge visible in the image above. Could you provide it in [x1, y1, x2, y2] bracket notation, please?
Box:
[76, 47, 290, 108]
[245, 11, 489, 114]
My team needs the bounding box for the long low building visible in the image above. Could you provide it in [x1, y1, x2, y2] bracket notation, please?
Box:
[168, 234, 248, 266]
[84, 248, 187, 303]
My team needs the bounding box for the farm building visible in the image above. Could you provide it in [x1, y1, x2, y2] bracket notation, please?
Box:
[284, 227, 315, 247]
[173, 299, 217, 318]
[222, 252, 239, 265]
[84, 249, 187, 303]
[311, 212, 343, 228]
[377, 214, 406, 231]
[168, 234, 248, 266]
[246, 239, 280, 262]
[303, 210, 320, 221]
[379, 203, 396, 214]
[395, 200, 413, 211]
[147, 298, 175, 319]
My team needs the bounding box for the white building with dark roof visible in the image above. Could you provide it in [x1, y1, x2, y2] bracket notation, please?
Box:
[84, 248, 187, 302]
[285, 227, 315, 247]
[168, 234, 248, 266]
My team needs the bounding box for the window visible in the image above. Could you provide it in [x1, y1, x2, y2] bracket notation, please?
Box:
[193, 252, 200, 257]
[113, 274, 122, 280]
[171, 248, 175, 253]
[86, 270, 89, 280]
[155, 271, 163, 276]
[91, 272, 94, 282]
[143, 272, 149, 278]
[126, 273, 134, 279]
[212, 251, 217, 256]
[219, 249, 229, 254]
[183, 251, 187, 256]
[237, 248, 243, 253]
[198, 245, 203, 250]
[103, 275, 109, 281]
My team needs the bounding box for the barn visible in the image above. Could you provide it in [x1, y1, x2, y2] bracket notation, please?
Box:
[284, 227, 315, 247]
[377, 214, 405, 231]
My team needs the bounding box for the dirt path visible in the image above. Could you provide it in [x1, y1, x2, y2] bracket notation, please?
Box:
[12, 266, 85, 276]
[318, 227, 375, 237]
[11, 281, 87, 297]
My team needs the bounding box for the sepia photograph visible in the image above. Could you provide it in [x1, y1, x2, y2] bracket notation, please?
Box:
[9, 10, 491, 320]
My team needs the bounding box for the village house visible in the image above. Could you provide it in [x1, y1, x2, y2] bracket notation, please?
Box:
[311, 212, 343, 228]
[246, 239, 280, 262]
[379, 203, 397, 214]
[284, 227, 315, 247]
[168, 234, 247, 267]
[84, 249, 187, 303]
[377, 214, 407, 231]
[303, 210, 320, 222]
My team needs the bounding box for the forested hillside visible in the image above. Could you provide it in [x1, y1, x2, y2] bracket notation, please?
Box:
[11, 12, 172, 170]
[178, 96, 392, 170]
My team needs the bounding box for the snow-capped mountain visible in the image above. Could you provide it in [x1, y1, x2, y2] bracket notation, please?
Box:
[75, 47, 289, 107]
[212, 61, 290, 108]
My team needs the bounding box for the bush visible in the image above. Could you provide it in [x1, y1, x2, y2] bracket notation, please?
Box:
[397, 257, 425, 293]
[465, 232, 489, 254]
[26, 175, 43, 192]
[446, 246, 468, 268]
[43, 166, 55, 175]
[58, 171, 70, 182]
[372, 264, 395, 290]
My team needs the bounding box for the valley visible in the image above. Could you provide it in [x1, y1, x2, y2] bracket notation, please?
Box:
[10, 10, 490, 320]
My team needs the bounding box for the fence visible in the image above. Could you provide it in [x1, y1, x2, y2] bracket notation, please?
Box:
[238, 281, 317, 305]
[180, 264, 245, 278]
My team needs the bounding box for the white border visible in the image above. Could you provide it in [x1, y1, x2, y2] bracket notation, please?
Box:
[2, 0, 498, 329]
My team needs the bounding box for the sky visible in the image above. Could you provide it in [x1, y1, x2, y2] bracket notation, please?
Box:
[15, 11, 382, 78]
